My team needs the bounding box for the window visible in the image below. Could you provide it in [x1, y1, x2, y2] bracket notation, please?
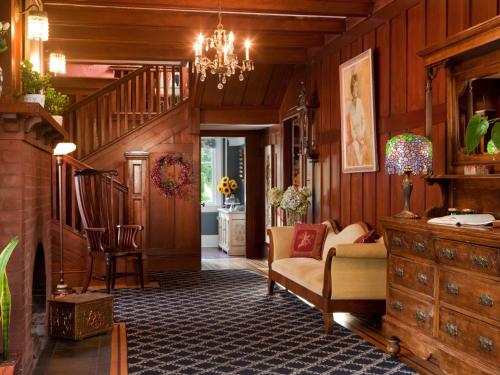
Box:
[201, 138, 222, 209]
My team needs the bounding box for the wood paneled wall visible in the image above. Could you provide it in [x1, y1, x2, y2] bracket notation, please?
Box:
[277, 0, 500, 232]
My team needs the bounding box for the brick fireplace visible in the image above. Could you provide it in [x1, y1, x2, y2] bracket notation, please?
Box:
[0, 104, 66, 374]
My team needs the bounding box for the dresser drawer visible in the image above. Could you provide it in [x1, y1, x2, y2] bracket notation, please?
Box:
[386, 230, 433, 260]
[389, 256, 434, 296]
[439, 308, 500, 366]
[435, 239, 500, 276]
[387, 287, 434, 336]
[439, 270, 499, 322]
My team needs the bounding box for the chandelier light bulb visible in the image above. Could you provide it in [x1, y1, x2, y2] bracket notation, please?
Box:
[244, 39, 251, 61]
[197, 33, 204, 45]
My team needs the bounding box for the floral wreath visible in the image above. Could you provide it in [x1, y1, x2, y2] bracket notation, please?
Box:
[151, 154, 192, 198]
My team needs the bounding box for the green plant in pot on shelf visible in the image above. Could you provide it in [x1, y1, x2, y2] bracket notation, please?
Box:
[45, 87, 69, 125]
[0, 237, 19, 374]
[19, 60, 51, 107]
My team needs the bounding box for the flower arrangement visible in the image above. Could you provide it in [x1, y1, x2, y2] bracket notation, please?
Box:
[217, 176, 238, 197]
[267, 186, 311, 225]
[45, 86, 69, 116]
[19, 60, 51, 95]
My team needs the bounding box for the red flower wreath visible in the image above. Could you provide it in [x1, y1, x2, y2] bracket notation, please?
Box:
[151, 154, 193, 198]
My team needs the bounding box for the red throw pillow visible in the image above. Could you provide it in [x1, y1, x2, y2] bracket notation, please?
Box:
[290, 224, 327, 260]
[354, 229, 379, 244]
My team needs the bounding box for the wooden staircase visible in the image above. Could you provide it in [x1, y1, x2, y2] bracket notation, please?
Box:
[64, 64, 188, 160]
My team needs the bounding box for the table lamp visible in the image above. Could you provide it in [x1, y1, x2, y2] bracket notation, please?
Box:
[385, 133, 432, 219]
[53, 142, 77, 295]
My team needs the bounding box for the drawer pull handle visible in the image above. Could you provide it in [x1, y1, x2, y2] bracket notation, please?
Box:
[478, 294, 493, 307]
[391, 236, 402, 247]
[446, 322, 459, 337]
[440, 248, 456, 260]
[417, 273, 428, 285]
[415, 310, 427, 322]
[394, 267, 404, 277]
[479, 336, 493, 352]
[413, 241, 427, 253]
[391, 300, 403, 311]
[471, 254, 489, 269]
[446, 283, 459, 295]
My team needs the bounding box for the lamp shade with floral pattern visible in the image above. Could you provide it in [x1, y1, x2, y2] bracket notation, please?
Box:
[385, 133, 433, 176]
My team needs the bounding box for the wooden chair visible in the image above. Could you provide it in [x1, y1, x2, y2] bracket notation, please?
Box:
[74, 168, 145, 293]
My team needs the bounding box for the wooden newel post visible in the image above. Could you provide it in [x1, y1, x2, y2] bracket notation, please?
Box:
[124, 151, 150, 284]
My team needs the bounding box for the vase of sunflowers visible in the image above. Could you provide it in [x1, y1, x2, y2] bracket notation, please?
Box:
[217, 176, 239, 211]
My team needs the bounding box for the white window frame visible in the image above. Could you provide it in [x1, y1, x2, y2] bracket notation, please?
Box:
[201, 138, 223, 212]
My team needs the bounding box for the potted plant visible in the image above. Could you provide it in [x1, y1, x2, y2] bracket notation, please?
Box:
[217, 176, 239, 211]
[19, 60, 51, 107]
[0, 237, 18, 375]
[45, 86, 69, 125]
[464, 114, 500, 174]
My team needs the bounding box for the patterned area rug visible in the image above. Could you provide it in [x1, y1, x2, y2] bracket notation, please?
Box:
[112, 270, 416, 374]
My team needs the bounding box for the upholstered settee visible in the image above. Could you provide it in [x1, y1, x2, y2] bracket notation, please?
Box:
[267, 221, 387, 334]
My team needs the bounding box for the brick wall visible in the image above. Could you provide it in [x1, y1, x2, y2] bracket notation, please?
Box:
[0, 139, 53, 374]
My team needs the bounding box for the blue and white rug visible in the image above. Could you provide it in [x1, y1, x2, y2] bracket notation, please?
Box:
[112, 269, 416, 374]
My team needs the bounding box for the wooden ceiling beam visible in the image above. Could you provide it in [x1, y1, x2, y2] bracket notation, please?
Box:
[49, 24, 326, 49]
[44, 0, 374, 17]
[45, 40, 308, 64]
[45, 5, 346, 34]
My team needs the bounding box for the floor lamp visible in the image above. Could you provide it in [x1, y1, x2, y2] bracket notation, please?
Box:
[53, 142, 77, 295]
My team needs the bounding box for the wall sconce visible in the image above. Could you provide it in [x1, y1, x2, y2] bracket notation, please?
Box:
[24, 4, 49, 41]
[49, 52, 66, 75]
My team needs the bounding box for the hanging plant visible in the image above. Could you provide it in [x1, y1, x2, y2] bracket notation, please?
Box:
[151, 154, 193, 199]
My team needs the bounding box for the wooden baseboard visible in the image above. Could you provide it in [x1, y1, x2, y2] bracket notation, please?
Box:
[110, 323, 128, 375]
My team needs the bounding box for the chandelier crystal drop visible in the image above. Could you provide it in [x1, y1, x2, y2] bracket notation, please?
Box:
[192, 2, 254, 89]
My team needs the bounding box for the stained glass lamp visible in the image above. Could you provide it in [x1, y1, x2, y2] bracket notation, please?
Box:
[386, 133, 433, 219]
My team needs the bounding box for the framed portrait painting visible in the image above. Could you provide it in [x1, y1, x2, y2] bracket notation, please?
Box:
[339, 49, 378, 173]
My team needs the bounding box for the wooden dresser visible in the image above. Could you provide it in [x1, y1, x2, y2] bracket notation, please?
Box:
[218, 208, 246, 256]
[381, 217, 499, 374]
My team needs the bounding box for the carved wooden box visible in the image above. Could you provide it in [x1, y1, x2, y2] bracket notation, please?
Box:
[48, 292, 114, 340]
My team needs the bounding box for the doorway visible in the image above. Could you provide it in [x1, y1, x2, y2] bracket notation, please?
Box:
[201, 137, 246, 259]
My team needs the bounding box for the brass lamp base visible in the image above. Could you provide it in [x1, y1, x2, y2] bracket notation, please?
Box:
[54, 283, 75, 296]
[394, 168, 420, 220]
[394, 210, 420, 219]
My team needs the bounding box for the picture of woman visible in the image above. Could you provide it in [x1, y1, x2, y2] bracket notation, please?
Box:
[339, 49, 378, 173]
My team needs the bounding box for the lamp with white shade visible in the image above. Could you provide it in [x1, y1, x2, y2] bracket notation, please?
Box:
[53, 142, 77, 295]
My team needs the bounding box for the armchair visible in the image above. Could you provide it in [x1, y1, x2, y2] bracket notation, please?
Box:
[75, 169, 145, 293]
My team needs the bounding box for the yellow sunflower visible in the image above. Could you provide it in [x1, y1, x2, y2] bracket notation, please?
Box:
[221, 176, 229, 183]
[222, 181, 229, 188]
[217, 184, 223, 193]
[223, 187, 231, 196]
[229, 180, 237, 190]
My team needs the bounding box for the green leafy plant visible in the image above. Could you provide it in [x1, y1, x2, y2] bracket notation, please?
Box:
[19, 60, 51, 95]
[0, 237, 18, 362]
[45, 87, 69, 115]
[465, 114, 500, 154]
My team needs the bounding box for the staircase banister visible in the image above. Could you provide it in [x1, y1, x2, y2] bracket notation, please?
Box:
[64, 65, 152, 113]
[63, 155, 128, 193]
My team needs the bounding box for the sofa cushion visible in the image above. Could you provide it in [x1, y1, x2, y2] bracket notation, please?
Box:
[354, 229, 379, 243]
[271, 257, 386, 300]
[271, 258, 325, 295]
[290, 224, 327, 260]
[322, 223, 368, 260]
